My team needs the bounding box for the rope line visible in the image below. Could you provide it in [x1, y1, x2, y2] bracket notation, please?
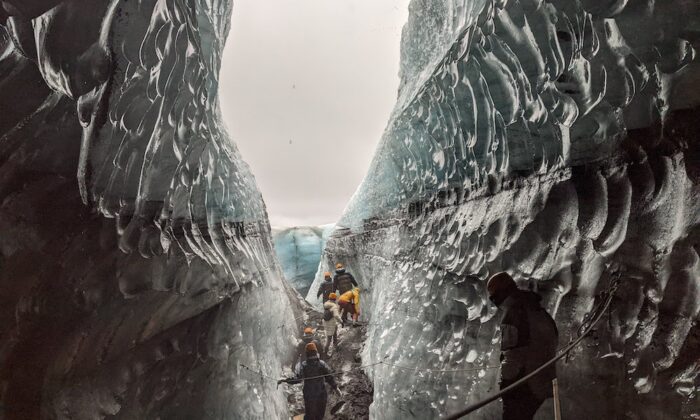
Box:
[244, 273, 621, 420]
[381, 361, 500, 373]
[239, 363, 278, 381]
[239, 359, 386, 384]
[297, 359, 386, 382]
[444, 274, 621, 419]
[240, 358, 500, 384]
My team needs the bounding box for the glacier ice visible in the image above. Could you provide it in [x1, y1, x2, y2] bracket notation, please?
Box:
[273, 225, 335, 296]
[322, 0, 700, 418]
[343, 0, 700, 227]
[0, 0, 302, 418]
[1, 0, 699, 418]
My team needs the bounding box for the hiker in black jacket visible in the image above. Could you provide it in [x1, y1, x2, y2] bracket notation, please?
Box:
[297, 327, 325, 361]
[487, 272, 559, 420]
[281, 343, 338, 420]
[317, 272, 335, 302]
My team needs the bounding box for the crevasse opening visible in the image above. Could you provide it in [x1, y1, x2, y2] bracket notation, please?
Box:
[0, 0, 699, 419]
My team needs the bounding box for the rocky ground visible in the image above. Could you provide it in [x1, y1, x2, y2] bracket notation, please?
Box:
[282, 309, 373, 419]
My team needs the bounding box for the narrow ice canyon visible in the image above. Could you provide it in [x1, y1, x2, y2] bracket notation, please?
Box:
[0, 0, 698, 419]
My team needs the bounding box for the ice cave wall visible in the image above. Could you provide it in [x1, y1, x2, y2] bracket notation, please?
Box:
[273, 225, 334, 296]
[0, 1, 300, 418]
[319, 0, 700, 418]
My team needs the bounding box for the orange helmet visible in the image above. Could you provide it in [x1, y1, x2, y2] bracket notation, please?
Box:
[335, 263, 344, 270]
[329, 293, 337, 300]
[305, 342, 318, 353]
[324, 271, 331, 278]
[304, 327, 313, 334]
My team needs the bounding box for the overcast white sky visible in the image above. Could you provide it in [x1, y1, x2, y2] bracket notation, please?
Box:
[219, 0, 409, 227]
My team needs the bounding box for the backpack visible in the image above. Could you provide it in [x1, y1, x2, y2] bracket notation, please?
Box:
[323, 307, 333, 321]
[336, 273, 354, 293]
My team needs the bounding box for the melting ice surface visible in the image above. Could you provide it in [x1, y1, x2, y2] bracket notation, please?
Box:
[0, 0, 300, 418]
[318, 0, 700, 418]
[0, 0, 699, 418]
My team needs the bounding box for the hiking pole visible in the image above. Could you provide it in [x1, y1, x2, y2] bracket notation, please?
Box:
[552, 378, 562, 420]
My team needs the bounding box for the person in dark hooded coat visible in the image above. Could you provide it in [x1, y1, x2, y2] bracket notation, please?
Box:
[283, 343, 338, 420]
[297, 327, 325, 362]
[316, 272, 335, 302]
[487, 272, 559, 420]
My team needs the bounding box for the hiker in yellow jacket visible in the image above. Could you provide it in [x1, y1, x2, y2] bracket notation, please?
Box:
[337, 288, 360, 326]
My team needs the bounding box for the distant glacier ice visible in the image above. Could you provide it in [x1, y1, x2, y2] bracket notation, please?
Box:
[273, 224, 335, 296]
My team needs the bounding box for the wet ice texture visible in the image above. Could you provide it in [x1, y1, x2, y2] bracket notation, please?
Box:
[325, 0, 700, 418]
[344, 0, 699, 225]
[273, 225, 335, 296]
[0, 0, 299, 418]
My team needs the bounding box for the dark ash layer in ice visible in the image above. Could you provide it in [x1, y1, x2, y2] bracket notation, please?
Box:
[0, 0, 301, 418]
[318, 0, 700, 418]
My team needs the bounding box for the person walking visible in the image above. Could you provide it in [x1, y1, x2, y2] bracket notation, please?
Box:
[486, 272, 559, 420]
[337, 289, 359, 326]
[316, 272, 335, 303]
[333, 263, 358, 295]
[322, 293, 343, 355]
[280, 343, 339, 420]
[298, 327, 325, 361]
